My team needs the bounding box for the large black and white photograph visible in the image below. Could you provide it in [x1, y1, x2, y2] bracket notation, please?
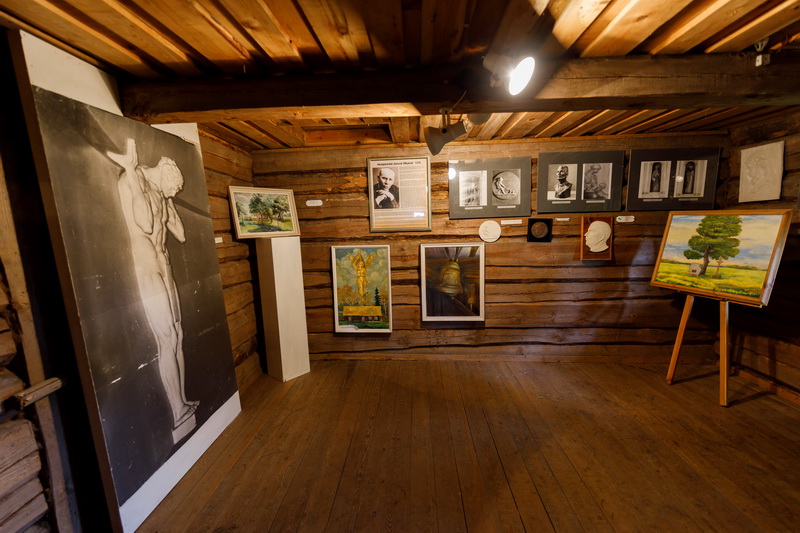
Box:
[448, 156, 531, 219]
[626, 148, 721, 211]
[25, 86, 240, 531]
[537, 151, 624, 213]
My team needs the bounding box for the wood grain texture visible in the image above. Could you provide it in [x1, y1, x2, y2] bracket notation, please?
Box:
[138, 360, 800, 532]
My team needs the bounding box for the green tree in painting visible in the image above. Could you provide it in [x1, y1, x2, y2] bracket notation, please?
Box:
[683, 215, 742, 278]
[374, 287, 381, 307]
[272, 195, 290, 222]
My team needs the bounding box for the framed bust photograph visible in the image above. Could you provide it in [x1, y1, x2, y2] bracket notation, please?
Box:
[626, 147, 721, 211]
[581, 216, 614, 261]
[368, 156, 432, 232]
[448, 156, 532, 219]
[537, 151, 624, 213]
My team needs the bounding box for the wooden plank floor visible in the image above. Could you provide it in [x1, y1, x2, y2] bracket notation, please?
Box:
[139, 361, 800, 532]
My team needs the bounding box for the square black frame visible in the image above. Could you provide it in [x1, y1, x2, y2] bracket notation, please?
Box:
[536, 151, 624, 213]
[626, 147, 722, 211]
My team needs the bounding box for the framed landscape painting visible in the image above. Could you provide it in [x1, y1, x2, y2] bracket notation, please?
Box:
[229, 186, 300, 238]
[331, 245, 392, 333]
[421, 243, 485, 321]
[651, 210, 792, 306]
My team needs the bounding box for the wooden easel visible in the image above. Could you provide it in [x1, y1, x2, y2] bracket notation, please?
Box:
[666, 294, 733, 406]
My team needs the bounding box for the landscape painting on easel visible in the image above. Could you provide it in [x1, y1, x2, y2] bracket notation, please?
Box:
[651, 210, 792, 306]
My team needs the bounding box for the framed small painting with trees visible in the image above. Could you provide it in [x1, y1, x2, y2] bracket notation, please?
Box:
[228, 186, 300, 238]
[331, 245, 392, 333]
[651, 210, 792, 306]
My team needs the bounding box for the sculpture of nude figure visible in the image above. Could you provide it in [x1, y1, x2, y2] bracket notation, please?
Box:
[107, 138, 198, 435]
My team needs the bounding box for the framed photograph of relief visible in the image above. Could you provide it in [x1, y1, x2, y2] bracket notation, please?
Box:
[536, 151, 624, 213]
[626, 148, 721, 210]
[368, 156, 431, 232]
[448, 156, 532, 219]
[331, 245, 392, 333]
[651, 210, 792, 307]
[228, 186, 300, 239]
[739, 140, 784, 203]
[420, 243, 485, 321]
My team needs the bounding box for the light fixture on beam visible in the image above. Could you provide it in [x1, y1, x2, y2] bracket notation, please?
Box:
[483, 51, 535, 95]
[424, 108, 467, 156]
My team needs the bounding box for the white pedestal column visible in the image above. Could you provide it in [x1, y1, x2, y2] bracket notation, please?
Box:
[256, 236, 310, 381]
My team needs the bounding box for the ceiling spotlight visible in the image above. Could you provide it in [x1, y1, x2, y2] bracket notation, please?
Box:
[424, 108, 467, 156]
[483, 51, 535, 95]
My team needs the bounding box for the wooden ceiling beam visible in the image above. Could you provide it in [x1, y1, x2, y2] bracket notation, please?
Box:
[121, 52, 800, 123]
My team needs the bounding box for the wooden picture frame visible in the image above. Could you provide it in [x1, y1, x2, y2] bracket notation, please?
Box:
[581, 216, 614, 261]
[536, 151, 624, 213]
[651, 210, 792, 306]
[368, 156, 432, 232]
[331, 245, 392, 333]
[228, 186, 300, 238]
[626, 147, 721, 211]
[420, 243, 485, 321]
[448, 156, 532, 219]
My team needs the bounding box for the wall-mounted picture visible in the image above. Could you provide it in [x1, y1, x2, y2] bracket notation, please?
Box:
[627, 148, 721, 210]
[527, 218, 553, 242]
[739, 140, 784, 203]
[420, 243, 485, 321]
[228, 186, 300, 238]
[651, 210, 792, 306]
[368, 156, 432, 232]
[537, 151, 624, 213]
[581, 216, 614, 261]
[23, 86, 240, 532]
[448, 156, 532, 219]
[331, 245, 392, 333]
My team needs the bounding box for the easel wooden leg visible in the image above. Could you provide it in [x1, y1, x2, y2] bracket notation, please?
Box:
[720, 300, 729, 407]
[666, 294, 694, 385]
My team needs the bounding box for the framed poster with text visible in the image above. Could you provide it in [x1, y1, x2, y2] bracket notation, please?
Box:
[368, 156, 432, 232]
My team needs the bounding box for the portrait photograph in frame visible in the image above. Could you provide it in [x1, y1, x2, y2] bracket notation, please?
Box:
[331, 245, 392, 333]
[448, 156, 532, 219]
[228, 186, 300, 239]
[581, 216, 614, 261]
[368, 156, 432, 232]
[626, 147, 721, 211]
[536, 151, 624, 213]
[420, 243, 485, 322]
[650, 210, 792, 306]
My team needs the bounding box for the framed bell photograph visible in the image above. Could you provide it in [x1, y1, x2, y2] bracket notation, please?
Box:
[448, 156, 532, 219]
[331, 245, 392, 333]
[228, 186, 300, 238]
[581, 216, 614, 261]
[368, 156, 432, 232]
[420, 243, 485, 322]
[651, 210, 792, 306]
[537, 151, 624, 213]
[626, 147, 721, 211]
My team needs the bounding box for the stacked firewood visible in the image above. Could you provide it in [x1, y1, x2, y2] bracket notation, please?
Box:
[0, 283, 48, 531]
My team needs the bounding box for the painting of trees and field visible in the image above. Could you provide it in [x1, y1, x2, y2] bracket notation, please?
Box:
[331, 246, 392, 333]
[228, 187, 299, 238]
[652, 211, 791, 305]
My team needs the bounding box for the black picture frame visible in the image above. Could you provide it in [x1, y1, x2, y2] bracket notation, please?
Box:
[626, 147, 722, 211]
[527, 218, 553, 242]
[448, 156, 532, 219]
[536, 151, 624, 213]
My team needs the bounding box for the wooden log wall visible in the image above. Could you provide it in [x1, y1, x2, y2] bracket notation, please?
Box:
[199, 130, 263, 390]
[252, 135, 729, 363]
[721, 110, 800, 402]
